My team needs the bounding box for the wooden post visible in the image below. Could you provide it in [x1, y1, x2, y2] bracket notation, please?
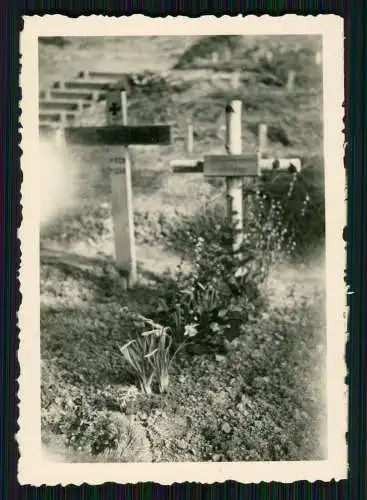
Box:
[225, 101, 243, 253]
[266, 51, 273, 62]
[211, 52, 219, 63]
[223, 47, 231, 62]
[55, 127, 65, 148]
[121, 90, 128, 125]
[287, 70, 296, 91]
[107, 89, 137, 288]
[257, 123, 268, 173]
[54, 111, 67, 148]
[186, 122, 194, 154]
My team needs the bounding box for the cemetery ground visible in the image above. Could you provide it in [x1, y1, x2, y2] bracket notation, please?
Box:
[40, 142, 326, 463]
[39, 36, 326, 463]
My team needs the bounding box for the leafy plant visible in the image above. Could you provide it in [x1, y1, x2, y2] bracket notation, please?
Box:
[254, 164, 325, 257]
[144, 318, 198, 393]
[118, 329, 157, 395]
[118, 314, 198, 394]
[156, 216, 272, 349]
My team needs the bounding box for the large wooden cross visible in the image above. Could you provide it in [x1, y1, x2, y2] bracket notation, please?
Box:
[171, 100, 301, 253]
[57, 88, 172, 289]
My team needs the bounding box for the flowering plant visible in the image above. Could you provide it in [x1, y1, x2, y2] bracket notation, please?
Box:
[119, 314, 197, 394]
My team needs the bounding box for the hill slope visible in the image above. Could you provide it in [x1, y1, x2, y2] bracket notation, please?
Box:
[39, 35, 323, 158]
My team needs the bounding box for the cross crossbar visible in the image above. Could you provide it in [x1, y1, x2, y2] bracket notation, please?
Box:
[204, 154, 258, 177]
[64, 124, 173, 146]
[171, 157, 301, 174]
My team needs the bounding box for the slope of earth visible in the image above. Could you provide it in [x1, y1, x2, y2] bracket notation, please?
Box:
[39, 36, 198, 90]
[39, 35, 326, 463]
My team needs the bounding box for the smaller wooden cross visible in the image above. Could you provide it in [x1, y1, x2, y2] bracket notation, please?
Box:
[173, 101, 255, 253]
[59, 88, 172, 289]
[171, 102, 302, 255]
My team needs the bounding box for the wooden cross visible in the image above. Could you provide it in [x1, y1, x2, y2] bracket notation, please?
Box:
[56, 88, 172, 289]
[173, 101, 255, 253]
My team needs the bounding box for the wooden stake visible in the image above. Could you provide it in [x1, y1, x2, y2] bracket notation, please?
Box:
[257, 123, 268, 173]
[225, 100, 243, 254]
[186, 122, 194, 154]
[287, 70, 296, 91]
[107, 89, 137, 288]
[121, 90, 128, 125]
[55, 127, 66, 148]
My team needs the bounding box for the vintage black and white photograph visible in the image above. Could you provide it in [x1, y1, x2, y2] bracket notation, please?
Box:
[19, 15, 346, 485]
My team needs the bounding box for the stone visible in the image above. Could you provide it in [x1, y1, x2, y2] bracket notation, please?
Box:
[221, 422, 231, 434]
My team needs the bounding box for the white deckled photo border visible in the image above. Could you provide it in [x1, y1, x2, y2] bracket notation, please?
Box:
[18, 14, 347, 486]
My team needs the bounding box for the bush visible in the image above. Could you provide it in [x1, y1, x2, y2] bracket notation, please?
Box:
[255, 159, 325, 256]
[155, 212, 282, 351]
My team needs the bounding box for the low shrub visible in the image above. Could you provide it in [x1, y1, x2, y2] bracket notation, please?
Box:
[155, 215, 279, 351]
[255, 159, 325, 256]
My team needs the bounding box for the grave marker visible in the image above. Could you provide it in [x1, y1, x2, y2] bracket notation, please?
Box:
[258, 123, 268, 157]
[287, 70, 296, 91]
[58, 88, 172, 288]
[171, 102, 302, 254]
[173, 101, 258, 254]
[186, 122, 194, 154]
[211, 52, 219, 63]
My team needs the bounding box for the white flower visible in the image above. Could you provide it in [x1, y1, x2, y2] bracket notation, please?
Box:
[141, 330, 155, 337]
[184, 324, 198, 338]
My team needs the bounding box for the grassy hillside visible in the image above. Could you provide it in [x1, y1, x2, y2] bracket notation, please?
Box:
[39, 36, 326, 463]
[39, 36, 197, 89]
[39, 35, 323, 153]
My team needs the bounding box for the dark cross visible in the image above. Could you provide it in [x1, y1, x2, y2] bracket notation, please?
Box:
[109, 102, 121, 116]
